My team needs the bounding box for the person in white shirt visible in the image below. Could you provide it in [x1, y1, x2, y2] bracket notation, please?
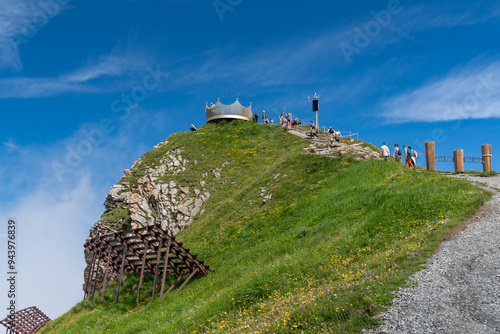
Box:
[381, 142, 390, 161]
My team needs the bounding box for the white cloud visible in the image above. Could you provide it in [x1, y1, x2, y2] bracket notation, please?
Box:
[0, 0, 68, 71]
[0, 53, 150, 98]
[0, 176, 99, 319]
[381, 61, 500, 123]
[0, 110, 175, 318]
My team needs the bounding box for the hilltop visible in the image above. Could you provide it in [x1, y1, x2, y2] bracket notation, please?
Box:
[42, 121, 488, 334]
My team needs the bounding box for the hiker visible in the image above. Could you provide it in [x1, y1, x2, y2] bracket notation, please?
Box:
[287, 113, 292, 129]
[393, 144, 402, 162]
[412, 148, 418, 167]
[309, 121, 317, 137]
[190, 124, 197, 132]
[269, 118, 274, 124]
[294, 116, 300, 127]
[381, 142, 390, 161]
[335, 129, 341, 142]
[406, 146, 416, 169]
[262, 110, 267, 124]
[328, 127, 335, 146]
[253, 112, 259, 123]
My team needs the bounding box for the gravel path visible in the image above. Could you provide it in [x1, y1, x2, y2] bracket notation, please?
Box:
[368, 174, 500, 334]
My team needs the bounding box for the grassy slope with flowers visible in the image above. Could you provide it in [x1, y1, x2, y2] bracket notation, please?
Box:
[41, 121, 489, 334]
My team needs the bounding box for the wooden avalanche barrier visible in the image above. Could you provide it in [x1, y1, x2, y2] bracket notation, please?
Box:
[83, 224, 209, 303]
[0, 306, 50, 334]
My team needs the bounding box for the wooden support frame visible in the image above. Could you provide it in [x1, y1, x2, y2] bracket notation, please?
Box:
[0, 307, 50, 334]
[83, 224, 210, 303]
[101, 246, 112, 302]
[115, 247, 127, 303]
[84, 251, 97, 299]
[136, 240, 149, 303]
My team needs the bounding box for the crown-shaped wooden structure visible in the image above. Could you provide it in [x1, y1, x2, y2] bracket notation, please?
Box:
[205, 98, 253, 122]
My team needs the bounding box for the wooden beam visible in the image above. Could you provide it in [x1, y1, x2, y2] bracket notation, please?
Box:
[136, 240, 148, 303]
[83, 250, 96, 299]
[163, 271, 187, 298]
[174, 269, 199, 295]
[101, 246, 113, 302]
[152, 239, 163, 298]
[115, 247, 127, 303]
[160, 240, 172, 300]
[90, 247, 102, 299]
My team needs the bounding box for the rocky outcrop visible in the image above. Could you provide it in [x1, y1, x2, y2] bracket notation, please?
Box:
[89, 144, 212, 238]
[287, 128, 381, 161]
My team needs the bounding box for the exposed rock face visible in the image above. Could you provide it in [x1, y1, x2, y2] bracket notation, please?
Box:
[89, 144, 211, 238]
[84, 140, 214, 291]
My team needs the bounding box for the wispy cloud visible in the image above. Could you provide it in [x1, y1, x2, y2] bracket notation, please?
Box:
[0, 0, 69, 71]
[0, 53, 150, 98]
[1, 137, 19, 153]
[0, 108, 175, 317]
[381, 60, 500, 123]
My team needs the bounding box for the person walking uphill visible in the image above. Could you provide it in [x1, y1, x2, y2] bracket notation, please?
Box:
[381, 142, 390, 161]
[394, 144, 402, 162]
[406, 146, 416, 170]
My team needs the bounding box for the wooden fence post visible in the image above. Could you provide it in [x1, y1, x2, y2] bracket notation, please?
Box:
[425, 141, 436, 171]
[453, 149, 464, 173]
[482, 144, 492, 172]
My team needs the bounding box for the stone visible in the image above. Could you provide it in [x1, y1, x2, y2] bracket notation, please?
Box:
[194, 188, 200, 195]
[191, 206, 200, 217]
[177, 204, 190, 216]
[169, 180, 176, 188]
[181, 187, 190, 194]
[195, 198, 203, 208]
[200, 181, 206, 187]
[124, 169, 130, 175]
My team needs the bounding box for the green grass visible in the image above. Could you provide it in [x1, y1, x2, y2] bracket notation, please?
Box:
[41, 122, 489, 334]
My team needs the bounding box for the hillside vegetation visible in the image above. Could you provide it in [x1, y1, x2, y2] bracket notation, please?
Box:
[42, 121, 489, 334]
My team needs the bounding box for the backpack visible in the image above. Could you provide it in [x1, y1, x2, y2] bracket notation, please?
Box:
[396, 148, 401, 155]
[329, 128, 334, 134]
[413, 150, 417, 157]
[407, 148, 413, 157]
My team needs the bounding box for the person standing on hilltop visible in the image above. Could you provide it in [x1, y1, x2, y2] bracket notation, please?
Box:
[190, 124, 197, 132]
[262, 110, 267, 124]
[381, 142, 390, 161]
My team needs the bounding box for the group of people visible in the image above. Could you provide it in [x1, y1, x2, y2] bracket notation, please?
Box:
[328, 126, 342, 144]
[278, 112, 301, 129]
[381, 142, 418, 169]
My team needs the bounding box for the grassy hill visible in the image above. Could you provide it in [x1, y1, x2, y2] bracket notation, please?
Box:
[41, 121, 489, 334]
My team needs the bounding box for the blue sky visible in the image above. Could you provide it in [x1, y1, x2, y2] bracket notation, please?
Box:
[1, 0, 499, 319]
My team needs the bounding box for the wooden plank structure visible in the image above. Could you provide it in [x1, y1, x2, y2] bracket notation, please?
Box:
[0, 306, 50, 334]
[83, 224, 209, 303]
